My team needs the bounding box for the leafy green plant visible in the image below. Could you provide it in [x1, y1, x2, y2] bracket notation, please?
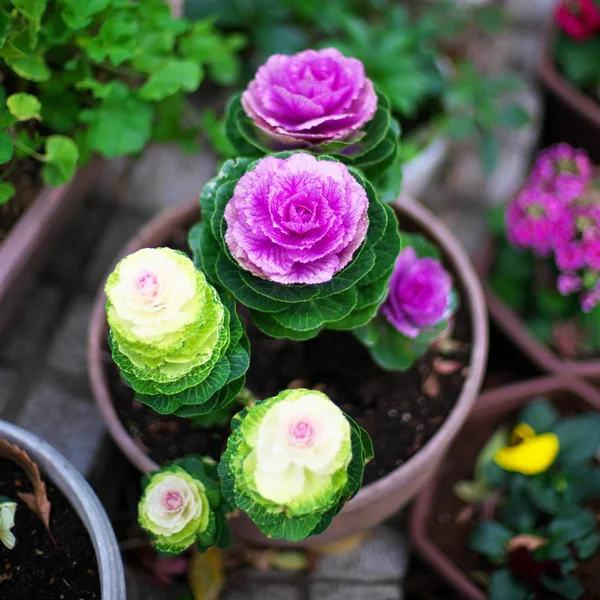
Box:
[325, 4, 529, 173]
[462, 399, 600, 600]
[0, 0, 245, 204]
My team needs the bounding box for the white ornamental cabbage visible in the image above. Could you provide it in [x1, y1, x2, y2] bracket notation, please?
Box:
[0, 498, 17, 550]
[218, 388, 373, 542]
[138, 459, 229, 554]
[104, 247, 250, 418]
[106, 248, 226, 380]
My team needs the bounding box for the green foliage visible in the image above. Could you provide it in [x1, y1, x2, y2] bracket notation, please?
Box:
[464, 398, 600, 600]
[355, 232, 459, 371]
[441, 62, 529, 173]
[489, 228, 591, 351]
[190, 152, 401, 340]
[0, 0, 245, 203]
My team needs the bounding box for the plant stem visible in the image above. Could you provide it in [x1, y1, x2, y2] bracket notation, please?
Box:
[12, 139, 45, 162]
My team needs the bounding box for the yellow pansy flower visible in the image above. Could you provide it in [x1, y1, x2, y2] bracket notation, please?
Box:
[494, 422, 559, 476]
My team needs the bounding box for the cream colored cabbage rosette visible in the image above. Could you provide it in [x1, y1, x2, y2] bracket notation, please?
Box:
[138, 457, 230, 554]
[218, 388, 373, 541]
[105, 247, 249, 417]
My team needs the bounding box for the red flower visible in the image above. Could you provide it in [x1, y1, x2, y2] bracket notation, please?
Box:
[556, 0, 600, 41]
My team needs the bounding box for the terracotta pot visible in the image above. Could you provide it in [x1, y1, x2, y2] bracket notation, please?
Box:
[0, 419, 126, 598]
[539, 23, 600, 161]
[88, 194, 488, 546]
[478, 239, 600, 379]
[410, 375, 600, 600]
[0, 160, 101, 340]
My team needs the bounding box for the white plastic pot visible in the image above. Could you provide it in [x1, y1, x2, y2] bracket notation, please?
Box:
[0, 420, 126, 599]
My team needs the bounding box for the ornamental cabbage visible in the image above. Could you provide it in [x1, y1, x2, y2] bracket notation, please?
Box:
[0, 497, 16, 550]
[224, 152, 369, 285]
[190, 152, 401, 341]
[218, 388, 373, 542]
[355, 233, 458, 371]
[240, 48, 377, 148]
[105, 247, 249, 417]
[138, 457, 230, 554]
[225, 49, 401, 200]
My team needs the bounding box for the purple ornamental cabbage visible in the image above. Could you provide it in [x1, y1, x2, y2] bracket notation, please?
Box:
[224, 153, 369, 285]
[382, 247, 452, 339]
[242, 48, 377, 148]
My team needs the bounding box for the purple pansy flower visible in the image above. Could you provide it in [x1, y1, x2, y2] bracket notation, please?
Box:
[224, 153, 369, 285]
[241, 48, 377, 148]
[381, 247, 452, 339]
[529, 143, 592, 204]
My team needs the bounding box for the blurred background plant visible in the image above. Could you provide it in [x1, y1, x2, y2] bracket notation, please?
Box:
[0, 0, 246, 206]
[186, 0, 529, 173]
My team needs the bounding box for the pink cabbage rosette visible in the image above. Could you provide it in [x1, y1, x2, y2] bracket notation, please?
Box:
[191, 150, 401, 340]
[224, 152, 369, 285]
[355, 234, 458, 371]
[382, 247, 453, 340]
[241, 48, 377, 148]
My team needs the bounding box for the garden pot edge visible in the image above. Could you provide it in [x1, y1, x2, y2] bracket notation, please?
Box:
[0, 159, 102, 341]
[0, 419, 126, 599]
[88, 193, 488, 546]
[538, 22, 600, 131]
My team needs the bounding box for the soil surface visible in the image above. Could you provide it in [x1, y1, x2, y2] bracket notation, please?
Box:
[426, 391, 600, 599]
[106, 213, 473, 485]
[0, 458, 101, 599]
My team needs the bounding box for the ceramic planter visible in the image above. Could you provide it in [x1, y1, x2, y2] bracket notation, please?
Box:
[0, 419, 126, 598]
[478, 240, 600, 379]
[88, 194, 488, 546]
[0, 160, 101, 340]
[401, 133, 450, 199]
[539, 23, 600, 161]
[409, 375, 600, 600]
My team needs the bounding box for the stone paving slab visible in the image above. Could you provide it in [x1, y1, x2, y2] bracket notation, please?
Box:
[309, 527, 409, 583]
[223, 583, 304, 600]
[47, 295, 96, 379]
[0, 283, 62, 364]
[310, 582, 403, 600]
[16, 372, 105, 475]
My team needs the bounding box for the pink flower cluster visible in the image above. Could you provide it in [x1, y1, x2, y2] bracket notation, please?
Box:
[505, 143, 600, 312]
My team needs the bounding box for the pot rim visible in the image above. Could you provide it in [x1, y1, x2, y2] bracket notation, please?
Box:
[409, 374, 600, 600]
[539, 21, 600, 129]
[0, 419, 126, 599]
[479, 238, 600, 377]
[88, 193, 489, 515]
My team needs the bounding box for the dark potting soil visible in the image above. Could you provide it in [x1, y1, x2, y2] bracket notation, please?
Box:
[106, 215, 473, 486]
[426, 391, 600, 600]
[0, 459, 101, 599]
